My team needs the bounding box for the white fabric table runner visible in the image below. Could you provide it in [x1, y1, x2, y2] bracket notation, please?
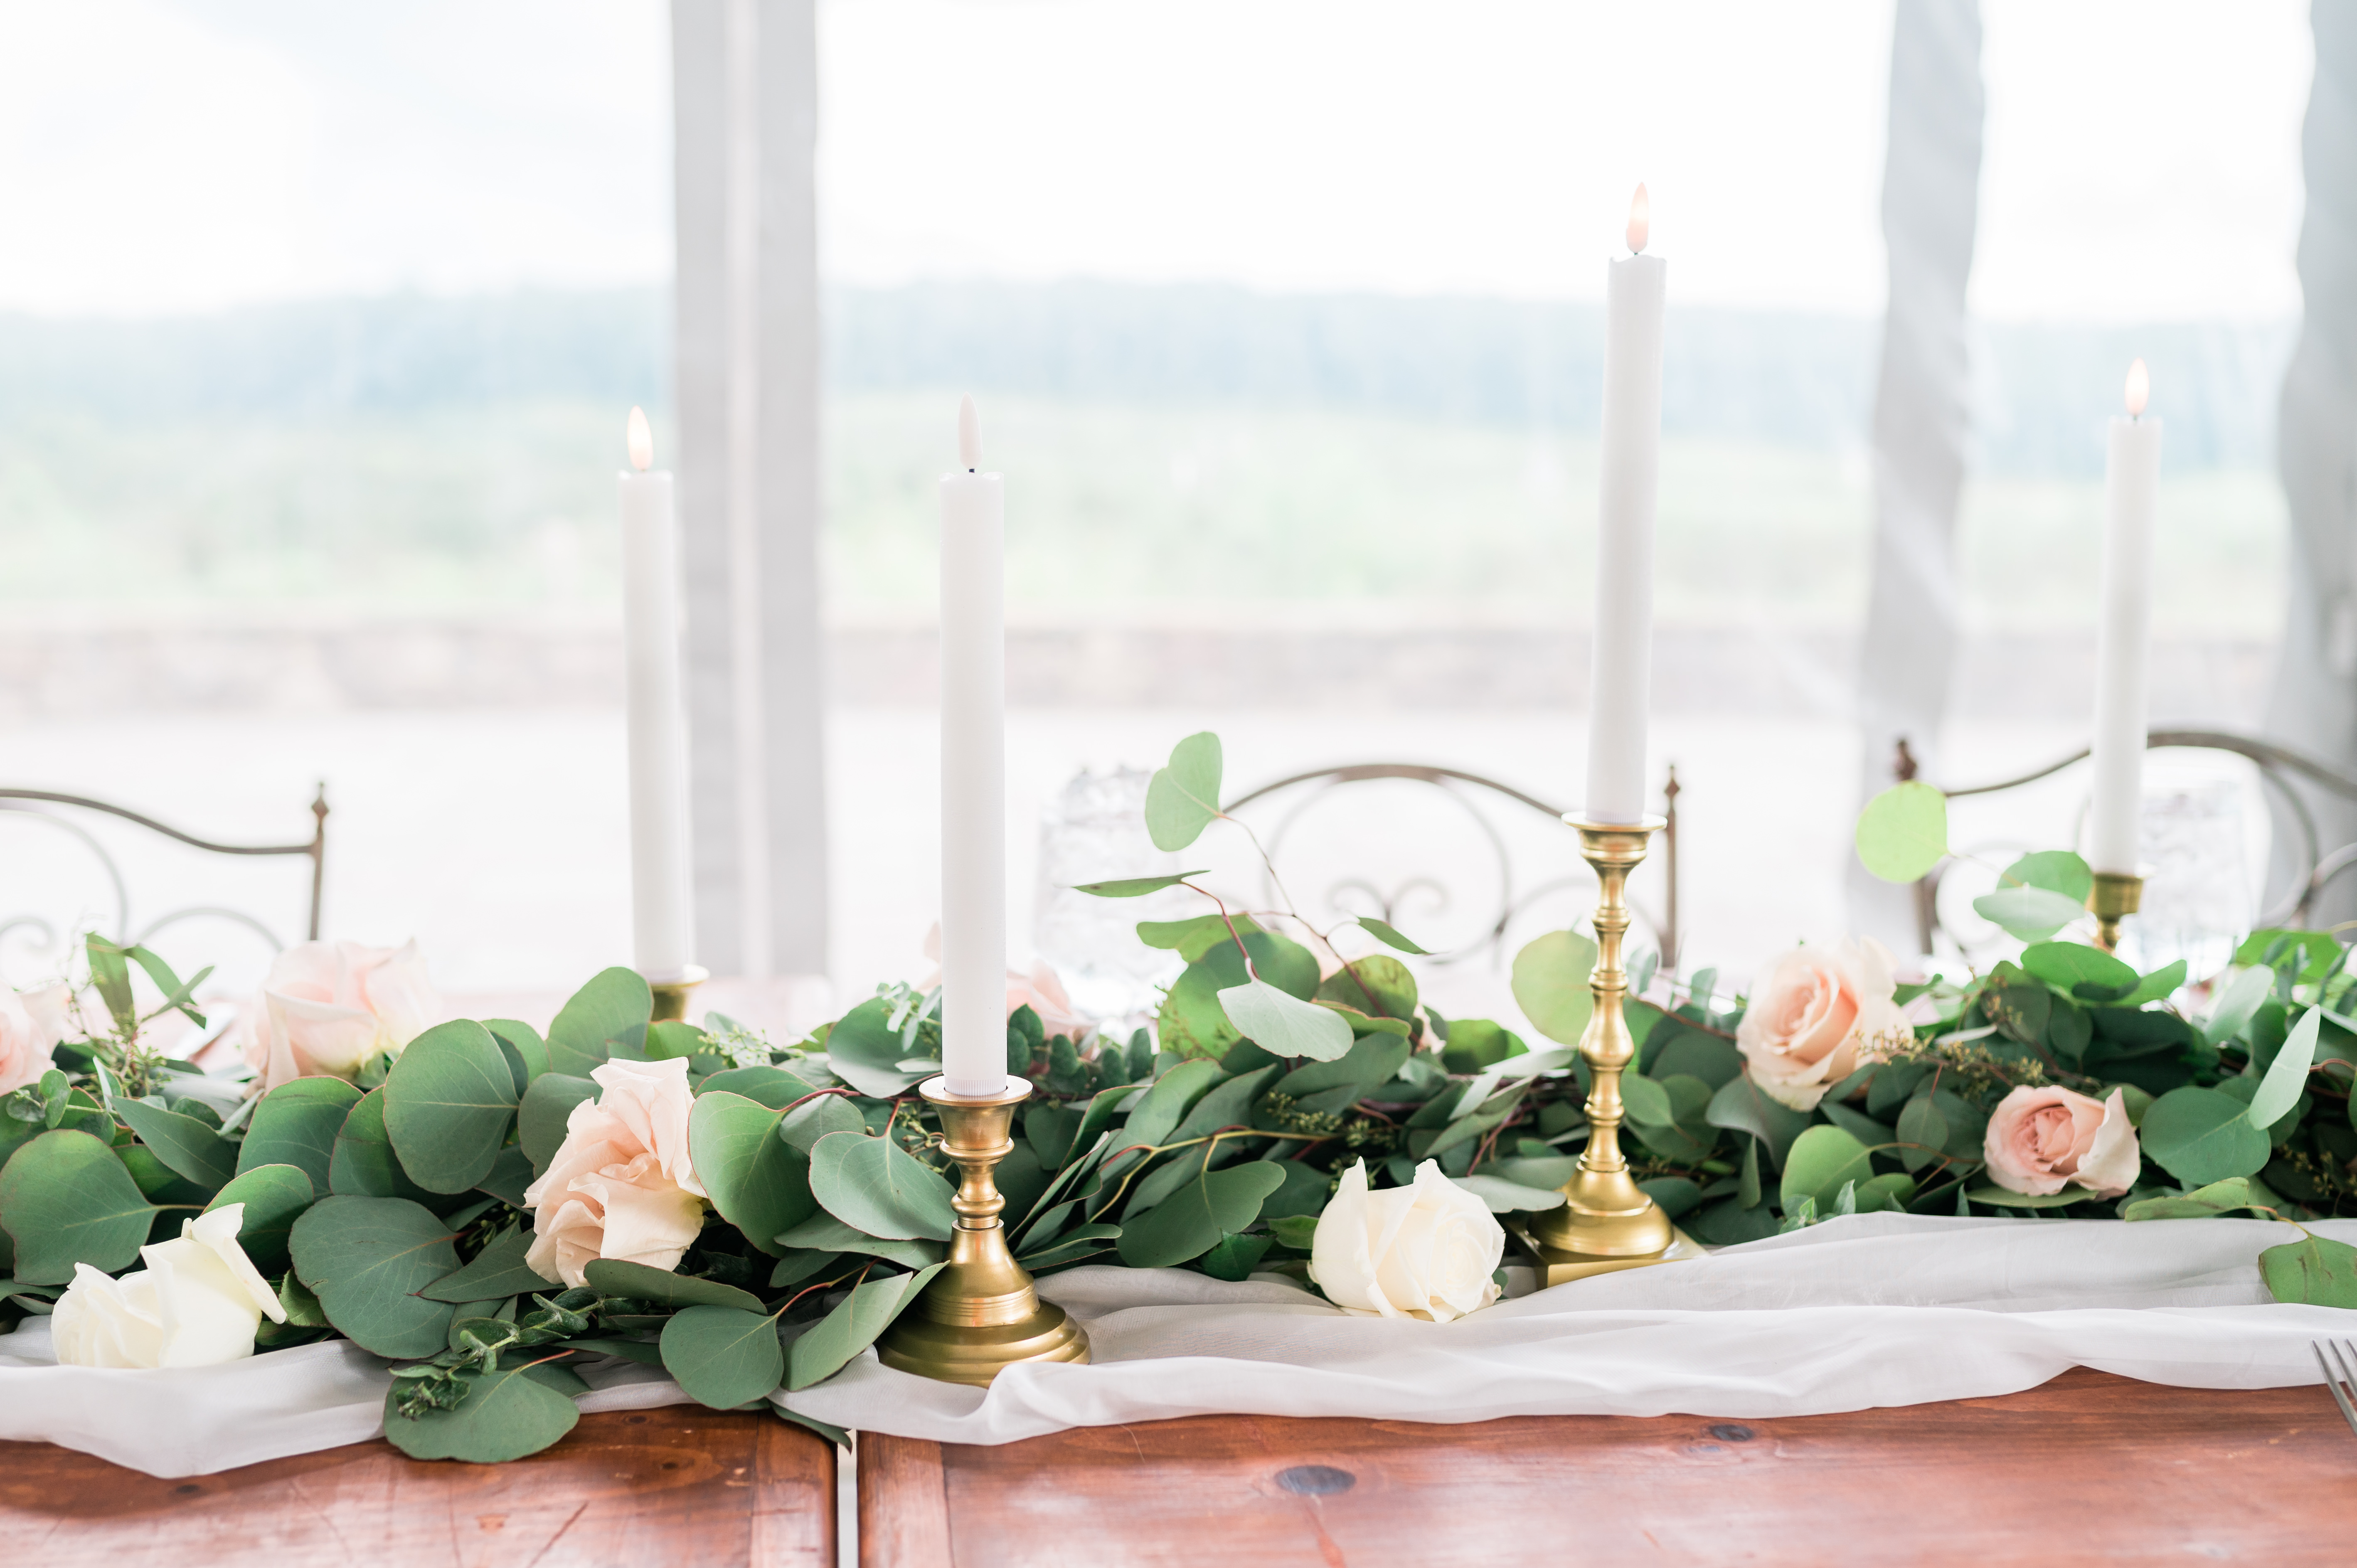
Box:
[5, 1214, 2347, 1477]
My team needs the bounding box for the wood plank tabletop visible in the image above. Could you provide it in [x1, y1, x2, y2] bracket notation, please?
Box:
[858, 1368, 2357, 1567]
[0, 1406, 834, 1568]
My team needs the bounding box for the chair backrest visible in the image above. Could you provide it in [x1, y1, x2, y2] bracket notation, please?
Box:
[1221, 763, 1682, 971]
[0, 785, 328, 986]
[1897, 729, 2357, 954]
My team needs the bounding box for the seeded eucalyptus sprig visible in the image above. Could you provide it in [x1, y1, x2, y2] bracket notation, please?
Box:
[388, 1288, 601, 1418]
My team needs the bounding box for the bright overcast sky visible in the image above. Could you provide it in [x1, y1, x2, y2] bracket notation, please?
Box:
[0, 0, 2311, 322]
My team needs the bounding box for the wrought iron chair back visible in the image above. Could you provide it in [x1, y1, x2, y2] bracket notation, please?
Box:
[0, 785, 329, 975]
[1897, 729, 2357, 955]
[1221, 763, 1681, 971]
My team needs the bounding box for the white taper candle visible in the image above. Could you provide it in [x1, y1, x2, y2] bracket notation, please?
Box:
[618, 406, 695, 979]
[939, 396, 1010, 1094]
[1584, 185, 1667, 824]
[2088, 359, 2162, 876]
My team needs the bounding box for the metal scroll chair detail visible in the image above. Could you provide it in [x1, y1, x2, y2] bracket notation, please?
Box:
[1221, 763, 1681, 972]
[1896, 730, 2357, 955]
[0, 785, 329, 965]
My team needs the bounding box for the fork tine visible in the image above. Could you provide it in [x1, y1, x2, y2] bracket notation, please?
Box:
[2314, 1342, 2357, 1439]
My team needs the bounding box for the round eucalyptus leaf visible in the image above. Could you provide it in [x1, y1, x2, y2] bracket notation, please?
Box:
[382, 1362, 581, 1462]
[383, 1019, 521, 1193]
[688, 1091, 817, 1256]
[202, 1162, 316, 1277]
[785, 1263, 946, 1391]
[660, 1304, 786, 1408]
[0, 1130, 157, 1285]
[1511, 930, 1598, 1046]
[288, 1194, 460, 1358]
[236, 1077, 364, 1193]
[808, 1131, 957, 1241]
[1854, 781, 1948, 883]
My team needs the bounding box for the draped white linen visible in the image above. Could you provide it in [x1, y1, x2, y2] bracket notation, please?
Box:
[2, 1214, 2346, 1476]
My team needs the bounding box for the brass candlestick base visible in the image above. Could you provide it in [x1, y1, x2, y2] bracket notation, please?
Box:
[648, 964, 709, 1023]
[2088, 873, 2143, 955]
[1527, 815, 1677, 1266]
[877, 1076, 1090, 1386]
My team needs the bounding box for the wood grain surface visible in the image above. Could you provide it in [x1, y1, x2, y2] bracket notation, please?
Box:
[0, 1406, 833, 1568]
[859, 1369, 2357, 1567]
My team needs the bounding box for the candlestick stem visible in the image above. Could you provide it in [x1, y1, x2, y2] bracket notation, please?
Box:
[2088, 872, 2143, 956]
[1527, 816, 1674, 1263]
[877, 1076, 1090, 1385]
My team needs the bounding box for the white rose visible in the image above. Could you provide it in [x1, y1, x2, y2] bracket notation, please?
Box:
[241, 939, 441, 1090]
[51, 1204, 288, 1369]
[0, 984, 70, 1095]
[1308, 1158, 1505, 1323]
[523, 1056, 709, 1288]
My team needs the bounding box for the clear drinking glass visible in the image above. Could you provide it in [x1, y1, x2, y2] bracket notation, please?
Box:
[1031, 767, 1190, 1023]
[2119, 774, 2254, 986]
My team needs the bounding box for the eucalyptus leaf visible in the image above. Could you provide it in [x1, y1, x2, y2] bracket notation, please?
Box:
[699, 1064, 822, 1109]
[2000, 850, 2095, 901]
[484, 1019, 550, 1091]
[2019, 942, 2139, 1001]
[1219, 979, 1354, 1062]
[2259, 1233, 2357, 1307]
[328, 1089, 442, 1205]
[2139, 1086, 2272, 1186]
[808, 1131, 957, 1241]
[288, 1194, 460, 1358]
[1706, 1074, 1812, 1167]
[201, 1162, 315, 1277]
[780, 1093, 868, 1152]
[1314, 955, 1420, 1021]
[517, 1073, 598, 1172]
[1144, 732, 1223, 851]
[1779, 1125, 1875, 1213]
[1855, 781, 1948, 882]
[689, 1091, 817, 1256]
[1510, 930, 1598, 1047]
[772, 1214, 946, 1270]
[382, 1020, 521, 1194]
[2249, 1007, 2321, 1131]
[423, 1226, 556, 1302]
[2121, 1177, 2274, 1220]
[1357, 917, 1430, 956]
[2202, 966, 2274, 1049]
[382, 1360, 581, 1463]
[1972, 886, 2090, 943]
[1116, 1161, 1287, 1268]
[0, 1130, 158, 1284]
[585, 1257, 768, 1312]
[236, 1077, 364, 1192]
[112, 1096, 238, 1192]
[817, 997, 928, 1099]
[660, 1305, 786, 1408]
[785, 1262, 948, 1389]
[1074, 871, 1211, 898]
[545, 967, 653, 1076]
[1969, 1184, 2100, 1209]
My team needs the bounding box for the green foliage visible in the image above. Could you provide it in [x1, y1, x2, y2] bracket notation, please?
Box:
[238, 1078, 364, 1192]
[1144, 732, 1223, 851]
[423, 1226, 551, 1302]
[1779, 1126, 1875, 1213]
[517, 1073, 597, 1172]
[289, 1195, 461, 1359]
[0, 1130, 157, 1283]
[808, 1130, 957, 1241]
[2139, 1087, 2271, 1186]
[383, 1020, 521, 1194]
[786, 1263, 947, 1390]
[662, 1305, 786, 1409]
[2259, 1233, 2357, 1307]
[545, 967, 653, 1077]
[1357, 918, 1430, 956]
[1511, 930, 1597, 1046]
[383, 1360, 581, 1462]
[1117, 1161, 1288, 1267]
[1076, 872, 1210, 898]
[111, 1097, 237, 1192]
[1219, 980, 1354, 1062]
[1138, 913, 1264, 959]
[688, 1092, 815, 1257]
[1855, 782, 1948, 882]
[203, 1164, 315, 1276]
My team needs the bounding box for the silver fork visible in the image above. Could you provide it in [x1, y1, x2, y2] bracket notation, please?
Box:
[2312, 1340, 2357, 1439]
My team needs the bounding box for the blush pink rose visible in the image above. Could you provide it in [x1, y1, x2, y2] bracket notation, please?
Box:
[1735, 938, 1912, 1111]
[0, 984, 70, 1094]
[523, 1056, 709, 1288]
[241, 940, 440, 1090]
[1984, 1085, 2140, 1197]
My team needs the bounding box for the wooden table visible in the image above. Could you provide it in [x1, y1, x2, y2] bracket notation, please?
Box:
[0, 1407, 833, 1567]
[858, 1369, 2357, 1566]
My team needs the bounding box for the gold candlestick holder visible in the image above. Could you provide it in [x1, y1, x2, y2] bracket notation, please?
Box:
[1515, 815, 1700, 1285]
[648, 964, 710, 1023]
[877, 1075, 1090, 1386]
[2088, 872, 2143, 955]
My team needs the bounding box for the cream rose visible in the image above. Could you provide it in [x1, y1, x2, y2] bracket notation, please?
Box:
[1984, 1085, 2141, 1197]
[0, 983, 70, 1095]
[1734, 938, 1913, 1111]
[524, 1056, 709, 1288]
[1308, 1158, 1504, 1323]
[51, 1204, 288, 1368]
[241, 939, 440, 1090]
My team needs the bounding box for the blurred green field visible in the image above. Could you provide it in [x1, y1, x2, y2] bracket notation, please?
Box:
[0, 391, 2287, 639]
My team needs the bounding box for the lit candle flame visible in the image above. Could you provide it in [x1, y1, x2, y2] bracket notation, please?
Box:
[958, 394, 981, 470]
[2123, 359, 2149, 420]
[1626, 184, 1650, 255]
[626, 406, 653, 471]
